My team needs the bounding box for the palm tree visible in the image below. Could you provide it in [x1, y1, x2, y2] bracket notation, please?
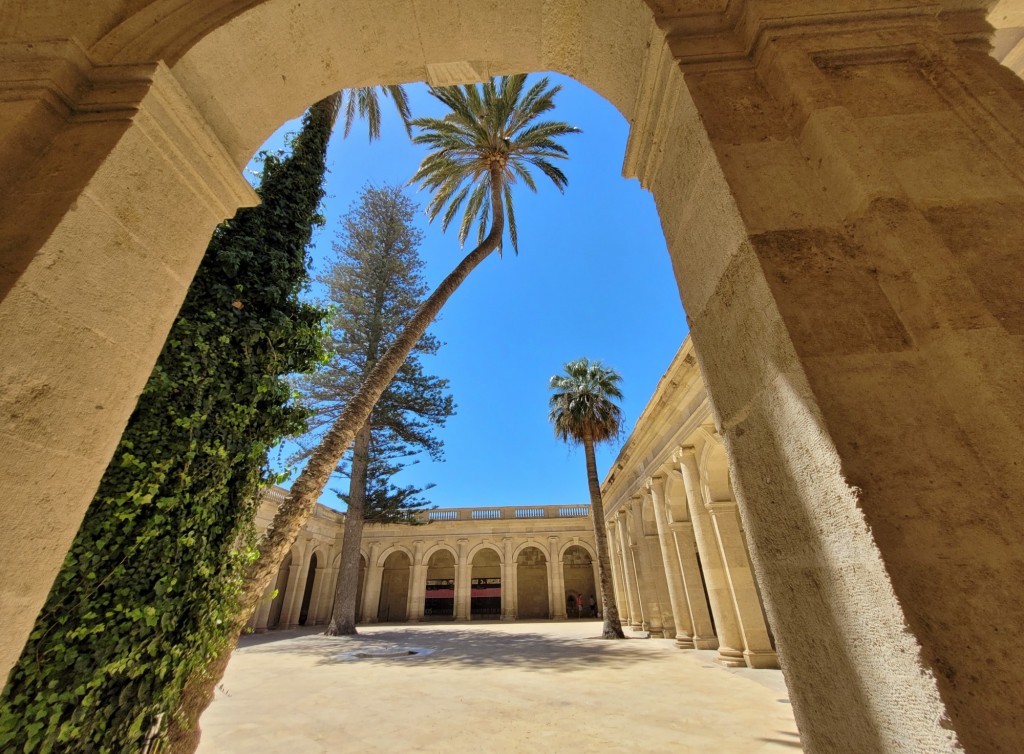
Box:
[235, 74, 579, 627]
[548, 358, 626, 639]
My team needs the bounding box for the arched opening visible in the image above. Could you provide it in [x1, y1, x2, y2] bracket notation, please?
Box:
[267, 551, 293, 630]
[377, 551, 411, 623]
[3, 2, 1021, 750]
[297, 552, 318, 626]
[515, 547, 549, 620]
[424, 550, 456, 621]
[562, 545, 596, 620]
[470, 549, 502, 620]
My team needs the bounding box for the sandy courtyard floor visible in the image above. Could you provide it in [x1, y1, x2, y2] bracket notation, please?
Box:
[197, 621, 801, 753]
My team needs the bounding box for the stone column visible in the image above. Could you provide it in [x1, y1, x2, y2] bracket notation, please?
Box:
[606, 522, 629, 625]
[549, 537, 567, 619]
[676, 448, 745, 666]
[250, 583, 275, 633]
[669, 519, 717, 650]
[281, 561, 305, 629]
[407, 541, 426, 622]
[501, 537, 516, 620]
[624, 9, 1024, 749]
[647, 477, 695, 648]
[628, 501, 664, 636]
[455, 539, 470, 621]
[707, 500, 778, 668]
[615, 511, 643, 629]
[360, 542, 383, 625]
[0, 51, 258, 682]
[315, 567, 338, 625]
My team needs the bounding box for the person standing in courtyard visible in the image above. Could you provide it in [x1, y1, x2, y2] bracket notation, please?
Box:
[589, 594, 597, 618]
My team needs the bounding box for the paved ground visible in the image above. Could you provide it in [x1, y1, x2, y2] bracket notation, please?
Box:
[197, 621, 801, 753]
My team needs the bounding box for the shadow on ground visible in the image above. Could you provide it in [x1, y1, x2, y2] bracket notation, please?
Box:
[238, 623, 666, 672]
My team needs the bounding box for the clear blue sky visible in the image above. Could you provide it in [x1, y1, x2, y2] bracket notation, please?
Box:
[259, 74, 688, 510]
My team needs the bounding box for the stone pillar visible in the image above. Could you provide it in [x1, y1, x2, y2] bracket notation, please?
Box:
[669, 519, 718, 650]
[407, 541, 426, 622]
[315, 567, 338, 625]
[606, 522, 629, 625]
[250, 583, 275, 634]
[647, 478, 695, 648]
[615, 511, 643, 629]
[625, 9, 1024, 750]
[676, 448, 745, 666]
[706, 500, 778, 668]
[0, 49, 258, 683]
[360, 542, 383, 625]
[454, 539, 470, 621]
[281, 561, 305, 629]
[628, 501, 664, 636]
[549, 537, 567, 619]
[501, 537, 516, 620]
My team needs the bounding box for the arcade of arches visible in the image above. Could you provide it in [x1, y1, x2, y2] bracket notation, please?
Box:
[3, 1, 1024, 752]
[250, 337, 779, 673]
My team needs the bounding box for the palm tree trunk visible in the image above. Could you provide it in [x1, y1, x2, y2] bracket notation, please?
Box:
[325, 419, 372, 635]
[170, 164, 507, 753]
[583, 434, 625, 639]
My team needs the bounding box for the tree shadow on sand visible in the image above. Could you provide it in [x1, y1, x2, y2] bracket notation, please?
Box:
[238, 623, 668, 672]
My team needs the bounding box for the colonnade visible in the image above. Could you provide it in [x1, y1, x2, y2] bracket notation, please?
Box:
[246, 500, 602, 630]
[602, 342, 778, 669]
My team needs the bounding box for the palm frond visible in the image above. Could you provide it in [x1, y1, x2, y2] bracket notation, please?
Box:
[410, 74, 579, 251]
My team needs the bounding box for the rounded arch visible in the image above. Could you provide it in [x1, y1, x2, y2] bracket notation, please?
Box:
[665, 472, 689, 523]
[558, 539, 596, 564]
[467, 541, 504, 566]
[142, 0, 663, 171]
[331, 550, 367, 570]
[700, 440, 733, 504]
[421, 543, 459, 567]
[375, 543, 414, 569]
[304, 544, 327, 569]
[512, 540, 548, 563]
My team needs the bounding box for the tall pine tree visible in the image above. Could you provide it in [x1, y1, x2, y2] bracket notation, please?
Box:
[294, 183, 455, 636]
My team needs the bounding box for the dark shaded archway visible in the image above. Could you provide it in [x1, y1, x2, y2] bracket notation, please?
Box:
[515, 547, 549, 620]
[377, 551, 410, 623]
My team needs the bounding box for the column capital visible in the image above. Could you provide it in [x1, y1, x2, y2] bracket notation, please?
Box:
[674, 445, 698, 464]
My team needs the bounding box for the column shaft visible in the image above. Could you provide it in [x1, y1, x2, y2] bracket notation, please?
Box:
[648, 480, 695, 647]
[670, 521, 717, 649]
[616, 513, 643, 628]
[708, 501, 777, 668]
[677, 449, 745, 666]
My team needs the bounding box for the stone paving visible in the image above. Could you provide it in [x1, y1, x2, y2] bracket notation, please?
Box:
[197, 621, 801, 753]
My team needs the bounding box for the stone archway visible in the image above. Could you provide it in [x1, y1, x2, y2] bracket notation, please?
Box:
[424, 549, 456, 621]
[515, 546, 549, 620]
[562, 545, 595, 620]
[377, 550, 411, 623]
[470, 548, 502, 620]
[267, 551, 293, 630]
[297, 552, 318, 626]
[2, 2, 1024, 750]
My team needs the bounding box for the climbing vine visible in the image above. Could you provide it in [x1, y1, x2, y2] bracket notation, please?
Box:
[0, 98, 336, 753]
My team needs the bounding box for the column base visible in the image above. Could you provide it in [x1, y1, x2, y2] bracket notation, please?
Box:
[714, 647, 747, 668]
[693, 635, 719, 650]
[743, 649, 780, 669]
[675, 635, 695, 649]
